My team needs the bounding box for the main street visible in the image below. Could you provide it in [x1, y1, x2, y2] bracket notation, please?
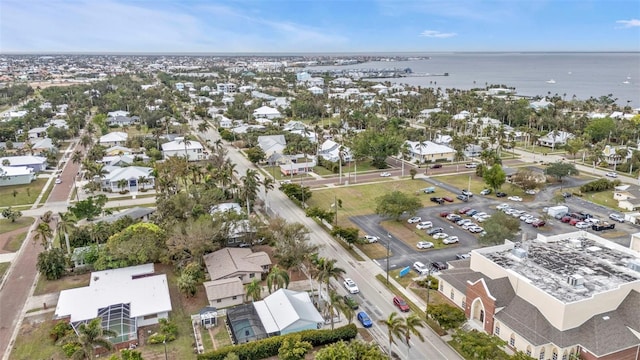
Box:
[193, 120, 463, 360]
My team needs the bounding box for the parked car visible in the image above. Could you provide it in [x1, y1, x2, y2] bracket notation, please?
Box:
[343, 278, 360, 294]
[508, 196, 523, 202]
[457, 219, 472, 226]
[525, 189, 537, 195]
[380, 172, 391, 177]
[431, 261, 448, 271]
[357, 311, 373, 328]
[364, 235, 379, 243]
[431, 164, 443, 169]
[593, 223, 615, 231]
[469, 226, 484, 233]
[442, 196, 454, 202]
[456, 253, 471, 260]
[467, 209, 478, 216]
[393, 296, 410, 312]
[439, 211, 451, 217]
[609, 213, 625, 223]
[561, 216, 572, 223]
[480, 189, 492, 195]
[433, 232, 449, 240]
[575, 221, 590, 229]
[413, 261, 429, 275]
[605, 172, 618, 178]
[458, 207, 472, 214]
[569, 218, 580, 226]
[456, 194, 469, 202]
[496, 203, 510, 210]
[55, 178, 62, 184]
[430, 197, 444, 204]
[462, 190, 473, 197]
[423, 187, 436, 194]
[532, 220, 546, 228]
[343, 295, 359, 310]
[562, 192, 572, 198]
[443, 236, 459, 244]
[496, 192, 507, 197]
[465, 163, 478, 168]
[416, 221, 433, 229]
[447, 214, 462, 222]
[416, 241, 434, 249]
[408, 216, 422, 224]
[427, 227, 444, 235]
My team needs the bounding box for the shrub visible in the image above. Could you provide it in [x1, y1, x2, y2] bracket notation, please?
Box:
[580, 178, 620, 193]
[50, 321, 73, 342]
[62, 343, 81, 357]
[197, 324, 357, 360]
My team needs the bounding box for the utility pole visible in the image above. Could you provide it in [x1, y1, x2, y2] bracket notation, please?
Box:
[386, 233, 392, 284]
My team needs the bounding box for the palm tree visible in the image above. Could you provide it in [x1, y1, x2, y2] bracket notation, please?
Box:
[314, 257, 345, 312]
[57, 212, 77, 254]
[90, 221, 111, 244]
[80, 134, 93, 148]
[245, 279, 262, 302]
[240, 169, 261, 213]
[137, 175, 148, 191]
[325, 289, 343, 330]
[179, 135, 193, 165]
[71, 150, 83, 165]
[262, 177, 275, 211]
[402, 314, 426, 359]
[336, 297, 355, 325]
[116, 179, 128, 193]
[197, 121, 211, 133]
[613, 147, 629, 172]
[58, 318, 116, 359]
[266, 265, 290, 293]
[379, 312, 406, 359]
[34, 222, 53, 249]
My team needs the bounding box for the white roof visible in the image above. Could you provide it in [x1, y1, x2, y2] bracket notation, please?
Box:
[55, 264, 171, 322]
[161, 139, 204, 151]
[253, 106, 280, 116]
[0, 155, 47, 166]
[0, 166, 33, 176]
[107, 110, 130, 117]
[405, 140, 455, 155]
[99, 132, 128, 143]
[104, 166, 153, 182]
[253, 289, 323, 334]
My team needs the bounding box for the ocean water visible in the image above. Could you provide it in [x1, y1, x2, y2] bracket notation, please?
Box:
[309, 53, 640, 107]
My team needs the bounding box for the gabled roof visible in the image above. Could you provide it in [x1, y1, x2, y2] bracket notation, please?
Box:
[405, 140, 455, 155]
[204, 278, 244, 300]
[0, 155, 47, 166]
[257, 135, 287, 154]
[99, 131, 128, 143]
[161, 139, 204, 151]
[253, 289, 323, 334]
[103, 166, 153, 182]
[203, 248, 271, 281]
[95, 207, 156, 224]
[253, 106, 280, 116]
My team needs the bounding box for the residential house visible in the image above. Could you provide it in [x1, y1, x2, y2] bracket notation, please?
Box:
[101, 166, 155, 192]
[613, 185, 640, 211]
[55, 264, 172, 349]
[464, 144, 483, 158]
[331, 77, 353, 86]
[99, 132, 128, 147]
[418, 108, 441, 122]
[203, 248, 271, 285]
[0, 155, 47, 171]
[296, 72, 311, 82]
[210, 202, 243, 215]
[282, 121, 307, 132]
[603, 145, 632, 166]
[253, 106, 281, 120]
[0, 166, 36, 186]
[436, 232, 640, 360]
[175, 82, 185, 91]
[318, 140, 351, 163]
[28, 126, 48, 139]
[257, 135, 287, 162]
[253, 289, 323, 336]
[204, 278, 245, 309]
[217, 83, 237, 94]
[405, 140, 456, 163]
[106, 115, 139, 127]
[31, 138, 56, 155]
[279, 156, 317, 176]
[217, 116, 234, 129]
[434, 134, 453, 145]
[107, 110, 130, 118]
[161, 138, 205, 161]
[537, 131, 574, 148]
[105, 145, 133, 156]
[308, 86, 324, 95]
[530, 98, 554, 110]
[95, 207, 156, 224]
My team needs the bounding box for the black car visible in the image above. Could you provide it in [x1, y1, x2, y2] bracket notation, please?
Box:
[496, 192, 507, 197]
[427, 227, 444, 235]
[431, 164, 443, 169]
[562, 192, 572, 198]
[343, 295, 359, 310]
[431, 261, 448, 271]
[430, 197, 444, 204]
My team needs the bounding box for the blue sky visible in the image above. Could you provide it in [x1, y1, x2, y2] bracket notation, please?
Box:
[1, 0, 639, 53]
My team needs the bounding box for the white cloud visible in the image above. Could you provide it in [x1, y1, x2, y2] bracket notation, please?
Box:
[420, 30, 457, 38]
[616, 19, 640, 28]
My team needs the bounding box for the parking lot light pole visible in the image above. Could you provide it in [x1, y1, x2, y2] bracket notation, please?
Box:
[425, 269, 432, 319]
[386, 233, 391, 284]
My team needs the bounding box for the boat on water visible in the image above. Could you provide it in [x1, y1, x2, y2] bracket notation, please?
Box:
[546, 79, 556, 84]
[622, 80, 630, 84]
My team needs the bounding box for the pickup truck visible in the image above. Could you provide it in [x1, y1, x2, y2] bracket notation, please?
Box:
[592, 223, 615, 231]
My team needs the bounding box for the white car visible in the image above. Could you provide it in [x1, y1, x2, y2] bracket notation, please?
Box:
[416, 221, 433, 229]
[343, 278, 360, 294]
[443, 236, 459, 244]
[469, 226, 484, 233]
[496, 203, 510, 210]
[508, 196, 523, 202]
[525, 189, 537, 195]
[380, 172, 391, 177]
[413, 261, 429, 275]
[433, 232, 449, 240]
[364, 235, 379, 243]
[605, 172, 618, 178]
[575, 221, 590, 229]
[465, 163, 478, 168]
[609, 213, 625, 223]
[416, 241, 434, 249]
[55, 178, 62, 184]
[407, 216, 422, 224]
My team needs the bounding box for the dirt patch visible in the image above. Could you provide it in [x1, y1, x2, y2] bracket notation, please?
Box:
[34, 272, 90, 296]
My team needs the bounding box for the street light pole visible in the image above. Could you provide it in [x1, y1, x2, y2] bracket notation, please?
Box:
[425, 269, 431, 319]
[386, 233, 391, 284]
[163, 339, 168, 360]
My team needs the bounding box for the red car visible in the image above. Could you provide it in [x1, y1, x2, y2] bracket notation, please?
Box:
[439, 211, 451, 217]
[442, 196, 454, 202]
[569, 218, 579, 226]
[532, 220, 546, 228]
[393, 296, 410, 312]
[561, 216, 572, 223]
[458, 207, 472, 214]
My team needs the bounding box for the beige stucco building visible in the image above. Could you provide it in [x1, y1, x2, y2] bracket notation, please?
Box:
[437, 232, 640, 360]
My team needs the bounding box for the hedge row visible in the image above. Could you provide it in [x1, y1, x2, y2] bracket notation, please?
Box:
[197, 324, 357, 360]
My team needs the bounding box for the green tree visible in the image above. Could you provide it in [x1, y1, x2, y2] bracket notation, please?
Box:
[57, 212, 77, 254]
[94, 223, 167, 270]
[109, 349, 144, 360]
[511, 351, 536, 360]
[266, 265, 290, 293]
[68, 195, 108, 221]
[545, 162, 579, 186]
[564, 137, 585, 162]
[34, 221, 53, 249]
[1, 207, 22, 222]
[58, 318, 116, 359]
[585, 117, 616, 143]
[375, 191, 422, 221]
[314, 340, 387, 360]
[351, 129, 404, 168]
[314, 257, 345, 313]
[409, 168, 417, 179]
[481, 212, 520, 245]
[427, 303, 467, 330]
[379, 312, 406, 359]
[278, 334, 312, 360]
[246, 146, 266, 164]
[452, 329, 508, 360]
[37, 248, 67, 280]
[245, 279, 263, 302]
[483, 164, 506, 192]
[330, 226, 360, 248]
[403, 314, 426, 360]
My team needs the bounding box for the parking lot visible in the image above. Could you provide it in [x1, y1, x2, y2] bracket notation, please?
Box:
[351, 178, 638, 275]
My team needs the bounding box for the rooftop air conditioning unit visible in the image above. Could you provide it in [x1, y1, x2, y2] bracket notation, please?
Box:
[567, 274, 585, 287]
[512, 248, 527, 259]
[568, 239, 582, 248]
[627, 259, 640, 273]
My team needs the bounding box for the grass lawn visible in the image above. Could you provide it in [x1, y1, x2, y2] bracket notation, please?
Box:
[4, 231, 28, 252]
[0, 262, 10, 282]
[263, 166, 313, 181]
[9, 319, 65, 360]
[581, 190, 624, 212]
[0, 217, 34, 235]
[0, 178, 46, 207]
[34, 272, 91, 296]
[518, 145, 565, 155]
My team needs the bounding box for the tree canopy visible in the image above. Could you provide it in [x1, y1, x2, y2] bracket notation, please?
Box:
[351, 129, 405, 168]
[375, 191, 422, 221]
[544, 162, 579, 182]
[480, 212, 521, 245]
[483, 164, 507, 191]
[95, 223, 167, 270]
